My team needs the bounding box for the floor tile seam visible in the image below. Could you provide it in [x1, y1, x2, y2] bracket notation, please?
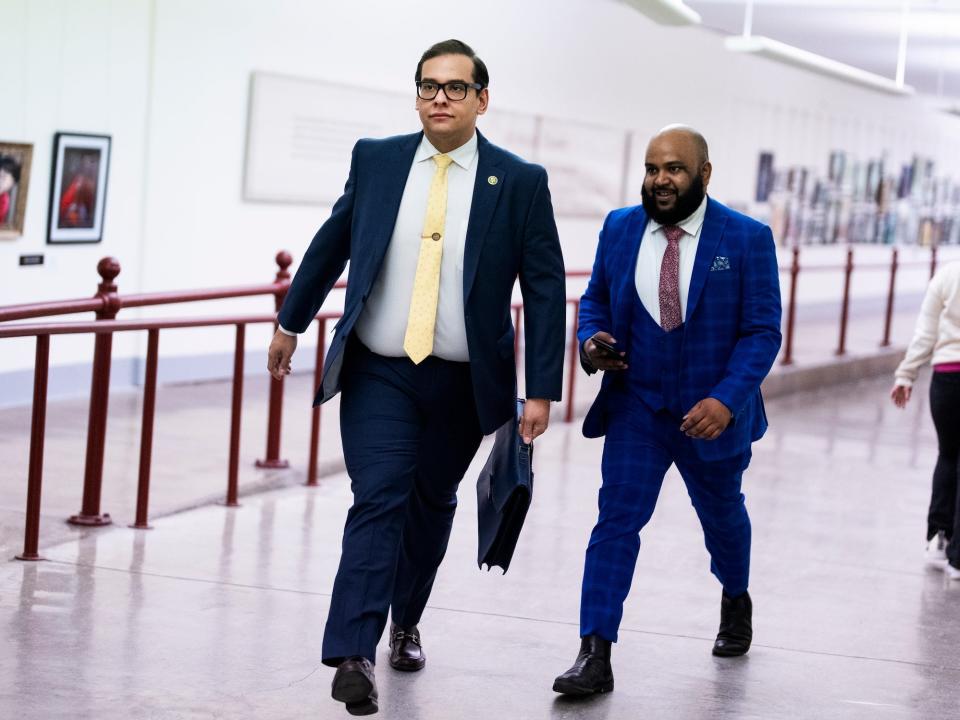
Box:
[424, 603, 960, 673]
[33, 560, 960, 675]
[0, 464, 350, 556]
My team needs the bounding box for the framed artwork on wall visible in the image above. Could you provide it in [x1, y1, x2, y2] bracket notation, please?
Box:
[0, 141, 34, 239]
[47, 132, 111, 244]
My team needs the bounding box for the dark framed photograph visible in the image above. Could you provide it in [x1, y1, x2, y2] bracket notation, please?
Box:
[47, 132, 111, 244]
[0, 141, 33, 239]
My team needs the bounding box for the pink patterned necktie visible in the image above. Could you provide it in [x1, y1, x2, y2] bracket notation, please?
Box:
[659, 225, 683, 332]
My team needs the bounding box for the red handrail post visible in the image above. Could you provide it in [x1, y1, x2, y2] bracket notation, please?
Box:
[69, 258, 121, 527]
[306, 318, 327, 487]
[130, 329, 159, 529]
[835, 248, 854, 356]
[224, 324, 246, 507]
[257, 251, 293, 470]
[565, 300, 580, 424]
[17, 335, 50, 561]
[881, 247, 899, 348]
[780, 247, 800, 366]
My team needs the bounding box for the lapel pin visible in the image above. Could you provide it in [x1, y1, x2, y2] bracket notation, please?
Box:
[487, 175, 498, 186]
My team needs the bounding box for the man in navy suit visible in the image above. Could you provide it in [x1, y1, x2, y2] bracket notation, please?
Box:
[267, 39, 565, 715]
[553, 127, 781, 696]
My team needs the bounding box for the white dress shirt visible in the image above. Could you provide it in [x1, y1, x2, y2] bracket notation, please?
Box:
[281, 133, 478, 362]
[354, 133, 477, 360]
[635, 195, 708, 325]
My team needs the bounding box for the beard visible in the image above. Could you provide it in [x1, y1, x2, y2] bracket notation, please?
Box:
[641, 175, 706, 225]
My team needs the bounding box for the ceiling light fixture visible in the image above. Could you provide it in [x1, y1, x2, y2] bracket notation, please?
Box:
[619, 0, 701, 26]
[724, 0, 915, 96]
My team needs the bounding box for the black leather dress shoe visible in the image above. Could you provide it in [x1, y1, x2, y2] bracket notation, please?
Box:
[331, 657, 378, 716]
[552, 635, 614, 695]
[713, 590, 753, 657]
[388, 623, 425, 671]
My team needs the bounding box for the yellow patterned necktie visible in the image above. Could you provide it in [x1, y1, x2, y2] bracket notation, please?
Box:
[403, 153, 454, 364]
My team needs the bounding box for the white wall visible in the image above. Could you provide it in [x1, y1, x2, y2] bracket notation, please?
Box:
[0, 0, 153, 377]
[2, 0, 960, 388]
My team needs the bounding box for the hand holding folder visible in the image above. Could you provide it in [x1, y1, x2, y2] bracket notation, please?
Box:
[476, 399, 534, 573]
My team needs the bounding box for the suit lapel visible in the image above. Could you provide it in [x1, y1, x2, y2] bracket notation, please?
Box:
[617, 206, 647, 319]
[686, 198, 727, 319]
[463, 131, 504, 299]
[366, 132, 421, 280]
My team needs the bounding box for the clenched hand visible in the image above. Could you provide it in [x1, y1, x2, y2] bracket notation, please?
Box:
[680, 398, 732, 440]
[519, 398, 551, 445]
[267, 330, 297, 381]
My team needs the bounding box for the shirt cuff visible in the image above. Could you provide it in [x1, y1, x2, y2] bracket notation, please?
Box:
[278, 325, 298, 337]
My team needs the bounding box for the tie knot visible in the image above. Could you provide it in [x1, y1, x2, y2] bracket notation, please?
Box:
[433, 153, 453, 169]
[663, 225, 684, 245]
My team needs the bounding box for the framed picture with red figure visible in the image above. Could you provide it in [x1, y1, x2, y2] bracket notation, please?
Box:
[47, 132, 111, 244]
[0, 141, 33, 240]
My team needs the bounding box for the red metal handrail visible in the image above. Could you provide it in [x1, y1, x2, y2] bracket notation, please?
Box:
[0, 251, 300, 545]
[1, 243, 946, 558]
[778, 244, 939, 366]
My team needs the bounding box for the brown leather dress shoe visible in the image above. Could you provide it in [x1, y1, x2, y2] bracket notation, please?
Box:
[388, 623, 425, 671]
[713, 590, 753, 657]
[552, 635, 614, 695]
[331, 657, 378, 716]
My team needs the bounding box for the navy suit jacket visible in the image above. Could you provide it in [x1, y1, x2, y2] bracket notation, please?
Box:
[278, 130, 566, 435]
[577, 198, 782, 461]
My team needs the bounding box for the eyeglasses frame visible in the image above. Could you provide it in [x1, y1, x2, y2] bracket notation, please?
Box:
[415, 80, 485, 101]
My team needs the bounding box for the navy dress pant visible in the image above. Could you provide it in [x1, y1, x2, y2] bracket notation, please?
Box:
[580, 400, 752, 642]
[321, 339, 483, 666]
[929, 371, 960, 567]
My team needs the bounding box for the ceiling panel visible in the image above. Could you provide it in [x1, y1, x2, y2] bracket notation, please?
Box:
[685, 0, 960, 99]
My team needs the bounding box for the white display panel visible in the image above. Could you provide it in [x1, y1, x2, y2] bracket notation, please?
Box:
[243, 72, 631, 216]
[244, 72, 412, 204]
[476, 108, 538, 163]
[536, 118, 630, 216]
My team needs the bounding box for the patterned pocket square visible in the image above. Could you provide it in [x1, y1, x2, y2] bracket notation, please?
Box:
[710, 256, 731, 272]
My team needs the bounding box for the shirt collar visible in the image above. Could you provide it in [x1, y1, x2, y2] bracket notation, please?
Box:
[415, 132, 478, 170]
[649, 194, 709, 238]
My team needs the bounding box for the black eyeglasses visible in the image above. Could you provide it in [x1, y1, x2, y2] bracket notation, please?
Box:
[415, 80, 484, 101]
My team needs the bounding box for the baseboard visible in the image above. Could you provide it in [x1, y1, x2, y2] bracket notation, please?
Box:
[761, 346, 905, 398]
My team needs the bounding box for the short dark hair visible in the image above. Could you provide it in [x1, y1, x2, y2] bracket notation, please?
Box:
[415, 39, 489, 89]
[0, 155, 21, 184]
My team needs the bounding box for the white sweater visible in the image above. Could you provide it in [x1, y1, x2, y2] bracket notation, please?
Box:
[894, 260, 960, 387]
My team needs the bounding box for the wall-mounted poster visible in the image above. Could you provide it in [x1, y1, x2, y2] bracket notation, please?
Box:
[0, 141, 33, 239]
[244, 72, 410, 204]
[755, 151, 774, 202]
[47, 133, 111, 244]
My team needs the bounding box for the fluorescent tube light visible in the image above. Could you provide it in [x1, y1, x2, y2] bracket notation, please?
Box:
[725, 35, 914, 96]
[620, 0, 701, 26]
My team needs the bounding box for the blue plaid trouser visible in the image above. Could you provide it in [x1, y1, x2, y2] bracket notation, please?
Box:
[580, 404, 752, 642]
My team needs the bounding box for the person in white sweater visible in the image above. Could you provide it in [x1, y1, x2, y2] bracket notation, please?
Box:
[891, 260, 960, 580]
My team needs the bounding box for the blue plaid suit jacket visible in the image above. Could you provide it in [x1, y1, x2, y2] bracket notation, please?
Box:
[578, 198, 782, 461]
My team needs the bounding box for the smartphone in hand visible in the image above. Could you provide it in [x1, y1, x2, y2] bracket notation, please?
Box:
[591, 337, 627, 362]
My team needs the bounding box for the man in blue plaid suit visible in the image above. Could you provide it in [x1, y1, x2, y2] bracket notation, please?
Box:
[553, 126, 782, 696]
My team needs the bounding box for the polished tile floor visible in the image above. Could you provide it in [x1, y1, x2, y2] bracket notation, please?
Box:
[2, 371, 959, 719]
